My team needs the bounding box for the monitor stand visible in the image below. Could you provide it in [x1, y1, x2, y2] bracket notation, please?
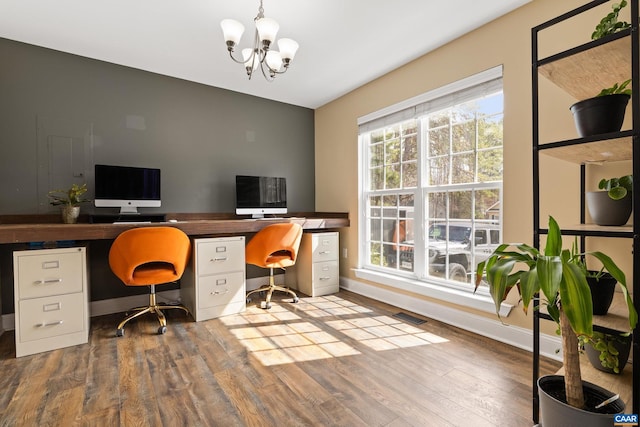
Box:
[119, 206, 140, 215]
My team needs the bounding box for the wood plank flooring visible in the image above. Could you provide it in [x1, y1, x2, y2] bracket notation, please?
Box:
[0, 291, 561, 426]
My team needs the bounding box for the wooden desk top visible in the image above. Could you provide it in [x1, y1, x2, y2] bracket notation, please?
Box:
[0, 212, 349, 244]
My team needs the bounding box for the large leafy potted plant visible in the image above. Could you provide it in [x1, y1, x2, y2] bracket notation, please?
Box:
[586, 175, 633, 226]
[476, 216, 637, 426]
[48, 183, 91, 224]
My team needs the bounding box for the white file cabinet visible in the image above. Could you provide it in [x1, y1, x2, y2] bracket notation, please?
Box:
[13, 246, 89, 357]
[286, 231, 340, 297]
[182, 236, 246, 321]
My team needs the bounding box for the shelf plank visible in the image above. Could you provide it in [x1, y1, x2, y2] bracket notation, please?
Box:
[539, 37, 631, 100]
[540, 137, 632, 163]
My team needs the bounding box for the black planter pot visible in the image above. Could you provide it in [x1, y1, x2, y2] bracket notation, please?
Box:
[585, 333, 632, 374]
[586, 191, 632, 226]
[538, 375, 624, 427]
[570, 93, 630, 137]
[586, 272, 617, 315]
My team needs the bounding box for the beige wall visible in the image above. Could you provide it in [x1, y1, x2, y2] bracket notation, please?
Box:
[314, 0, 633, 331]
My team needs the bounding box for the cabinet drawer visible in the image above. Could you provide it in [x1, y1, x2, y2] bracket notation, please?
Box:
[196, 238, 245, 275]
[16, 250, 85, 299]
[312, 260, 339, 285]
[198, 271, 245, 309]
[18, 292, 86, 343]
[311, 232, 338, 261]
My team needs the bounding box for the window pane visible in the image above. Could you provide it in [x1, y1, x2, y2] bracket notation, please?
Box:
[428, 127, 449, 157]
[429, 157, 449, 185]
[370, 167, 384, 190]
[402, 161, 417, 188]
[402, 134, 418, 162]
[385, 139, 401, 164]
[449, 191, 472, 219]
[370, 242, 382, 266]
[427, 191, 447, 219]
[370, 143, 384, 167]
[429, 110, 449, 128]
[385, 165, 401, 188]
[475, 189, 501, 220]
[478, 148, 503, 182]
[370, 218, 382, 241]
[451, 153, 475, 184]
[478, 114, 503, 149]
[452, 120, 475, 153]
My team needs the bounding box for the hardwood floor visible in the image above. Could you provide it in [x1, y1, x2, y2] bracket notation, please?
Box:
[0, 291, 560, 426]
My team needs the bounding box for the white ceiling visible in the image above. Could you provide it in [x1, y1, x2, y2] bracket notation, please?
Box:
[0, 0, 530, 109]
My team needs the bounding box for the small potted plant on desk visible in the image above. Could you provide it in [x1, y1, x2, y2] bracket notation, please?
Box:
[476, 216, 637, 427]
[48, 183, 91, 224]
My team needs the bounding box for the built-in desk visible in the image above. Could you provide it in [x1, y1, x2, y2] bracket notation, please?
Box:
[0, 212, 349, 330]
[0, 212, 350, 244]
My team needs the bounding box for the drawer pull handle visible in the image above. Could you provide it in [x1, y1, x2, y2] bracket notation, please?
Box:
[36, 320, 63, 327]
[318, 251, 331, 255]
[211, 257, 228, 262]
[34, 279, 63, 285]
[211, 289, 229, 295]
[320, 277, 331, 281]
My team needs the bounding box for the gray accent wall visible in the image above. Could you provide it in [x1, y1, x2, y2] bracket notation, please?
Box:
[0, 37, 315, 215]
[0, 37, 315, 314]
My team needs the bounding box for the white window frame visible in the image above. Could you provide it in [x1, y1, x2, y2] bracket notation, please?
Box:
[355, 66, 511, 314]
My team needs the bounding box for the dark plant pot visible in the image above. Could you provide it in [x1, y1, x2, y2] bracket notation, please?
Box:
[586, 191, 632, 226]
[585, 334, 632, 374]
[586, 272, 617, 315]
[570, 94, 629, 137]
[538, 375, 624, 427]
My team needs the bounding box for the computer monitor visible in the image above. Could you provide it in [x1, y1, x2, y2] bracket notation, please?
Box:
[94, 164, 161, 214]
[235, 175, 287, 218]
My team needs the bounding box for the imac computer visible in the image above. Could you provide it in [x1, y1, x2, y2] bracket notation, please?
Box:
[94, 164, 161, 215]
[235, 175, 287, 218]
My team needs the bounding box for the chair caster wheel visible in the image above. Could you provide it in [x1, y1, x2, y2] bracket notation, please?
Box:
[246, 297, 252, 304]
[260, 301, 272, 309]
[158, 326, 167, 335]
[292, 297, 299, 303]
[116, 328, 124, 337]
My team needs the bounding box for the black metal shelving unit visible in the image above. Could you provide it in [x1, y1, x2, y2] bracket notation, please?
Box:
[532, 0, 639, 422]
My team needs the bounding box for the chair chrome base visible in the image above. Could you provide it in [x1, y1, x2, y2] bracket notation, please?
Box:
[116, 285, 190, 336]
[246, 268, 299, 309]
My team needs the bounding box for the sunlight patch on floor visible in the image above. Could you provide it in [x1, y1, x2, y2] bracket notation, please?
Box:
[219, 294, 448, 366]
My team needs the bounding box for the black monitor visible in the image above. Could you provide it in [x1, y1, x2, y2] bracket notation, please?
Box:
[235, 175, 287, 218]
[94, 164, 161, 214]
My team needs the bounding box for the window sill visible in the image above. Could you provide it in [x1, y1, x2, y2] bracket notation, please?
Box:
[353, 268, 513, 317]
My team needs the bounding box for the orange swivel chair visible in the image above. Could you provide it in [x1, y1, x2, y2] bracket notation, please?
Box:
[109, 226, 191, 336]
[245, 223, 303, 309]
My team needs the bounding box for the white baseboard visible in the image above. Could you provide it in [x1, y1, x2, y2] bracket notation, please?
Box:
[340, 276, 562, 362]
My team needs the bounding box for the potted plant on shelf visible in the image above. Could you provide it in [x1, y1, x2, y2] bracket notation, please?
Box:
[584, 331, 632, 374]
[586, 174, 632, 226]
[48, 183, 91, 224]
[570, 80, 631, 137]
[591, 0, 630, 40]
[476, 216, 637, 426]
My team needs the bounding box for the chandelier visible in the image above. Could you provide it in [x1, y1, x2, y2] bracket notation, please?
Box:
[221, 0, 299, 81]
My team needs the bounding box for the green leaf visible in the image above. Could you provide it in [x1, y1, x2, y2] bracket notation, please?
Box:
[487, 258, 517, 316]
[544, 216, 562, 256]
[559, 261, 593, 337]
[519, 269, 540, 312]
[537, 255, 562, 302]
[608, 186, 627, 200]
